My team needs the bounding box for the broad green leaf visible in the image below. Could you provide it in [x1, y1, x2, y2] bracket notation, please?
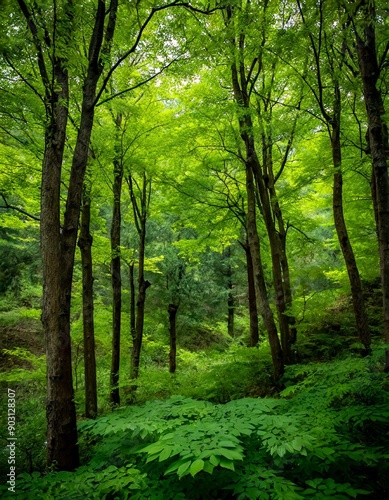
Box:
[189, 459, 204, 477]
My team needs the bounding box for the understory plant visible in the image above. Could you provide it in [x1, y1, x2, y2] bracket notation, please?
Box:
[3, 347, 388, 499]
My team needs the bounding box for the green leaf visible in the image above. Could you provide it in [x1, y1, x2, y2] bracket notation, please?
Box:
[164, 458, 189, 476]
[219, 440, 237, 448]
[202, 461, 215, 475]
[217, 447, 243, 461]
[189, 459, 205, 477]
[177, 460, 192, 478]
[219, 457, 235, 471]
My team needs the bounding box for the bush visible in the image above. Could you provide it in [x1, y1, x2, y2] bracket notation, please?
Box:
[5, 348, 388, 499]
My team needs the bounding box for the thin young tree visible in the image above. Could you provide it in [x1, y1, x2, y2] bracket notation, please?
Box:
[296, 0, 370, 352]
[78, 176, 97, 419]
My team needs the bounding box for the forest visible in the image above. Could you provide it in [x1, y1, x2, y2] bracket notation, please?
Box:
[0, 0, 389, 498]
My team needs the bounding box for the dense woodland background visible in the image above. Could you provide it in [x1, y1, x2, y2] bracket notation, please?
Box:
[0, 0, 389, 498]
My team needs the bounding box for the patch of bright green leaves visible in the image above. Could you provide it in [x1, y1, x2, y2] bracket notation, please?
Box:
[4, 352, 388, 499]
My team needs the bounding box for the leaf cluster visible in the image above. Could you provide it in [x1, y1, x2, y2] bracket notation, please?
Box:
[6, 348, 388, 499]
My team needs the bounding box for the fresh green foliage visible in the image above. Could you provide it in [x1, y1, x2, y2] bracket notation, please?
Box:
[1, 0, 389, 497]
[1, 465, 146, 499]
[4, 349, 386, 499]
[133, 344, 273, 403]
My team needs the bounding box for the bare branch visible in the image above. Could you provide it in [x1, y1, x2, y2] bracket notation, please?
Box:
[94, 1, 222, 107]
[0, 193, 40, 221]
[96, 58, 178, 107]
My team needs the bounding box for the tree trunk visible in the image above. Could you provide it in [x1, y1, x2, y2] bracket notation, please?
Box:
[17, 0, 119, 470]
[110, 115, 123, 405]
[129, 173, 151, 381]
[78, 183, 97, 419]
[266, 170, 297, 348]
[129, 262, 136, 343]
[248, 142, 292, 364]
[355, 4, 389, 368]
[261, 130, 297, 359]
[130, 226, 150, 380]
[244, 239, 259, 347]
[224, 246, 234, 338]
[296, 0, 371, 354]
[168, 303, 179, 373]
[245, 164, 284, 381]
[331, 117, 371, 352]
[42, 94, 80, 470]
[278, 223, 297, 345]
[228, 31, 291, 365]
[44, 1, 118, 469]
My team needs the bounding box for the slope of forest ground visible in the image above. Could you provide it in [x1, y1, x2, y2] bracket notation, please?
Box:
[1, 292, 388, 500]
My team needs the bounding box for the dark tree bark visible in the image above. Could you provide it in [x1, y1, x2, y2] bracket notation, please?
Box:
[129, 262, 136, 343]
[224, 246, 235, 338]
[42, 74, 79, 471]
[297, 0, 370, 352]
[16, 0, 119, 469]
[332, 117, 371, 352]
[253, 139, 293, 364]
[227, 279, 234, 338]
[129, 173, 151, 381]
[168, 303, 179, 373]
[246, 164, 284, 381]
[110, 113, 123, 405]
[244, 239, 259, 347]
[262, 123, 298, 348]
[225, 4, 293, 366]
[78, 182, 97, 419]
[355, 1, 389, 367]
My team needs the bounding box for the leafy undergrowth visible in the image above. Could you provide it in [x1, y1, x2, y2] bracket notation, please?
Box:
[2, 347, 388, 499]
[131, 344, 274, 404]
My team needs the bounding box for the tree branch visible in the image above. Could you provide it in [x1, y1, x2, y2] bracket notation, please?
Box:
[0, 193, 40, 221]
[96, 58, 178, 107]
[94, 1, 221, 107]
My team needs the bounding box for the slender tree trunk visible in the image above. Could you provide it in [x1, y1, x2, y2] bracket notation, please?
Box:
[267, 176, 297, 347]
[244, 239, 259, 347]
[261, 131, 297, 359]
[246, 164, 284, 381]
[278, 222, 297, 345]
[227, 282, 234, 338]
[129, 262, 136, 343]
[168, 303, 179, 373]
[331, 117, 371, 352]
[110, 115, 123, 405]
[224, 246, 234, 338]
[130, 226, 150, 380]
[227, 25, 290, 365]
[355, 5, 389, 367]
[248, 143, 291, 364]
[296, 0, 370, 353]
[129, 173, 151, 381]
[78, 184, 97, 419]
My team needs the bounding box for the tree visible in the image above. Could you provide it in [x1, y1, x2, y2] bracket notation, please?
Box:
[7, 0, 211, 470]
[109, 112, 123, 406]
[77, 175, 97, 419]
[128, 171, 151, 381]
[221, 1, 297, 372]
[12, 0, 120, 469]
[352, 0, 389, 368]
[296, 0, 370, 351]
